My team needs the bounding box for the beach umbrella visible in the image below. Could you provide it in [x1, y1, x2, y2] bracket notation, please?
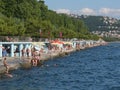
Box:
[64, 42, 72, 45]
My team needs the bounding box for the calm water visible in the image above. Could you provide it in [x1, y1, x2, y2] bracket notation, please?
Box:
[0, 42, 120, 90]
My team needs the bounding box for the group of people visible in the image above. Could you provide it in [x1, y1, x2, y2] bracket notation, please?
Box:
[21, 47, 41, 66]
[21, 47, 30, 57]
[0, 45, 41, 77]
[31, 48, 41, 66]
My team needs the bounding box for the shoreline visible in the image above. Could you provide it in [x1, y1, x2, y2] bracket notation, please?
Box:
[0, 40, 107, 76]
[0, 48, 76, 75]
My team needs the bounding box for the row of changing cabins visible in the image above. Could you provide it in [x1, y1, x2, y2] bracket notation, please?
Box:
[0, 39, 106, 58]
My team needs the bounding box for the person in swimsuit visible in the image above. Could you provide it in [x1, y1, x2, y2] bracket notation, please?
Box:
[3, 57, 9, 74]
[3, 57, 13, 78]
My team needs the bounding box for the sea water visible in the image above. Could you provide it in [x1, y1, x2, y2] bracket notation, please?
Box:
[0, 42, 120, 90]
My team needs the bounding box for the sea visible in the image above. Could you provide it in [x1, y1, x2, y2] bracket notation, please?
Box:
[0, 42, 120, 90]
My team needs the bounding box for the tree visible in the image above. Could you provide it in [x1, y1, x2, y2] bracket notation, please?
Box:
[0, 0, 99, 40]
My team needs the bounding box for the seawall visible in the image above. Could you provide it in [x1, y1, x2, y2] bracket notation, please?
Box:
[0, 48, 76, 74]
[0, 40, 107, 75]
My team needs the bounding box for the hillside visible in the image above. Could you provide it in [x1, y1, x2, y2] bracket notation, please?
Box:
[0, 0, 99, 40]
[78, 15, 120, 41]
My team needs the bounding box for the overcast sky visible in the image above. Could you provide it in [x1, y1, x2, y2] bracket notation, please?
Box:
[44, 0, 120, 19]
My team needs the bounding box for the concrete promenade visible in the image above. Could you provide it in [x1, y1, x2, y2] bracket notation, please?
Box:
[0, 48, 76, 74]
[0, 40, 107, 76]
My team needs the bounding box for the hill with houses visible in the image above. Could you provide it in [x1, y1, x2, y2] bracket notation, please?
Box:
[70, 14, 120, 41]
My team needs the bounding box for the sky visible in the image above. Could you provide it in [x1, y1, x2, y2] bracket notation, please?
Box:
[44, 0, 120, 19]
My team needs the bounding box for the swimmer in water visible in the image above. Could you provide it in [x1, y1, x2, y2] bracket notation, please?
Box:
[54, 64, 58, 66]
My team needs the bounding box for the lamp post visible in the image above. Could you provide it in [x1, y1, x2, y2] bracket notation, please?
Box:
[39, 29, 42, 36]
[59, 32, 62, 40]
[39, 29, 42, 41]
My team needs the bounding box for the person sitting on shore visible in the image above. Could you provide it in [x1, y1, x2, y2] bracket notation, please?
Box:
[3, 57, 9, 74]
[31, 58, 38, 66]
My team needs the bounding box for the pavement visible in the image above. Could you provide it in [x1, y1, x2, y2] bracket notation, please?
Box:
[0, 52, 58, 74]
[0, 48, 78, 74]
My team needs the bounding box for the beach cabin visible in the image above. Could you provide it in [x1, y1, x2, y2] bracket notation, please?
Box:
[0, 42, 32, 58]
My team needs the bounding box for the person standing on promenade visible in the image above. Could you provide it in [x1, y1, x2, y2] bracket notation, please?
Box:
[2, 48, 7, 57]
[26, 48, 30, 58]
[21, 47, 26, 57]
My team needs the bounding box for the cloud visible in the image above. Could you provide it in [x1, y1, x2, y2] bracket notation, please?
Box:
[99, 8, 111, 14]
[55, 8, 96, 16]
[79, 8, 96, 15]
[55, 8, 120, 18]
[55, 9, 71, 14]
[99, 8, 120, 15]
